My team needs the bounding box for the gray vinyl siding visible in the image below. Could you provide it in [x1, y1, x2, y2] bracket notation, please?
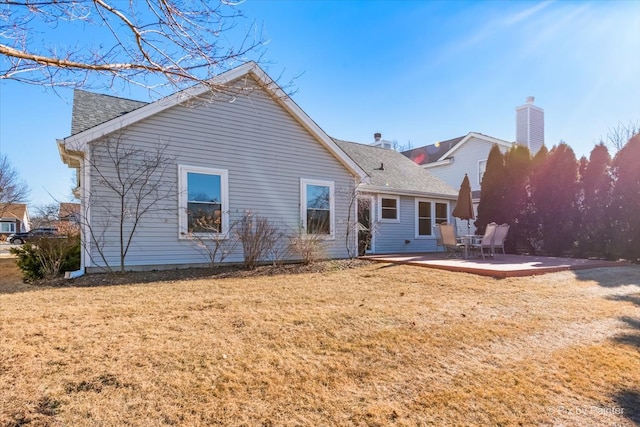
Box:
[85, 81, 356, 270]
[370, 195, 442, 254]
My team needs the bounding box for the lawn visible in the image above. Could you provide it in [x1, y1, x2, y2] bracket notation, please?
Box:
[1, 258, 639, 426]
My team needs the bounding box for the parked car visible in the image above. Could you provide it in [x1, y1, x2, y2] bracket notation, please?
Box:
[8, 228, 58, 245]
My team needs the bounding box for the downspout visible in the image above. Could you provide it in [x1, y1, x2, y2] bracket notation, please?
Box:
[58, 139, 86, 279]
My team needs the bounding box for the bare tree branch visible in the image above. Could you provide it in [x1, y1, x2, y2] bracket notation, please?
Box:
[0, 0, 268, 95]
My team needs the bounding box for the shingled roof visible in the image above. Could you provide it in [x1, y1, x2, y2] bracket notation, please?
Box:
[71, 89, 148, 135]
[402, 135, 465, 165]
[333, 139, 457, 198]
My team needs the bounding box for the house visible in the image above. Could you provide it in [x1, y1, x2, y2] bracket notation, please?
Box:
[403, 132, 514, 195]
[402, 98, 545, 235]
[58, 202, 80, 223]
[57, 62, 460, 272]
[335, 136, 457, 254]
[0, 203, 30, 241]
[403, 132, 516, 235]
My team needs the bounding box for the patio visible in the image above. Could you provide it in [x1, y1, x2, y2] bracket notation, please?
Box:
[360, 252, 629, 278]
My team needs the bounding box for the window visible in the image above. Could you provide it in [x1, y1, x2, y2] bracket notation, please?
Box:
[301, 179, 334, 236]
[179, 165, 228, 236]
[1, 222, 15, 233]
[417, 201, 432, 236]
[379, 196, 399, 222]
[478, 159, 487, 187]
[415, 199, 449, 238]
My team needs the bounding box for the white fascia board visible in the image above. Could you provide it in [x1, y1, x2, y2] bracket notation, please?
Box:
[436, 132, 515, 162]
[250, 67, 367, 181]
[62, 62, 260, 150]
[422, 158, 453, 169]
[359, 185, 457, 200]
[61, 61, 367, 181]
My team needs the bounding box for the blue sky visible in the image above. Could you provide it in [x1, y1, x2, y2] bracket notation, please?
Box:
[1, 0, 639, 208]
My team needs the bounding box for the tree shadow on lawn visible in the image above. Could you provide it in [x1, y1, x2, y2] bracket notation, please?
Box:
[611, 316, 640, 350]
[613, 390, 640, 426]
[609, 317, 640, 425]
[573, 265, 640, 288]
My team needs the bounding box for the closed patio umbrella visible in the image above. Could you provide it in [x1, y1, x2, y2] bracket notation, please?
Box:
[452, 174, 475, 231]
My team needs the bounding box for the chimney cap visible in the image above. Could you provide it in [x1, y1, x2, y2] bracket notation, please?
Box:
[374, 132, 382, 141]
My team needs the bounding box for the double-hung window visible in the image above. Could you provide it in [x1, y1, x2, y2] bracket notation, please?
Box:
[179, 165, 229, 237]
[301, 179, 334, 237]
[416, 199, 449, 238]
[379, 195, 399, 222]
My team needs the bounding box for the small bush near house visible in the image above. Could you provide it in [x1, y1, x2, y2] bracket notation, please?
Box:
[288, 228, 327, 265]
[10, 235, 81, 282]
[235, 211, 283, 270]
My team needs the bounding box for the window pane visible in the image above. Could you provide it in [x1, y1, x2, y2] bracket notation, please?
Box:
[382, 198, 397, 209]
[419, 219, 431, 236]
[307, 209, 330, 234]
[307, 184, 330, 210]
[187, 172, 221, 202]
[188, 202, 222, 233]
[418, 201, 431, 217]
[435, 203, 448, 223]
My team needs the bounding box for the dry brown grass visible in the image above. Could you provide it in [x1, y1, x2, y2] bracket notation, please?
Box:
[1, 259, 639, 426]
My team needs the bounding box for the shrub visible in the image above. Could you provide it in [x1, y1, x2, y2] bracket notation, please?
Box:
[235, 211, 281, 270]
[288, 227, 326, 265]
[10, 236, 81, 282]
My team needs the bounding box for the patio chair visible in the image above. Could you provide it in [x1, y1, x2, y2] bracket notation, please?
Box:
[439, 223, 464, 258]
[469, 222, 497, 259]
[491, 223, 510, 256]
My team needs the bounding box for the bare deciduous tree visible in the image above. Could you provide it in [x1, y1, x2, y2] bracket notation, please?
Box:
[1, 0, 267, 94]
[600, 120, 640, 153]
[81, 133, 176, 272]
[0, 154, 30, 216]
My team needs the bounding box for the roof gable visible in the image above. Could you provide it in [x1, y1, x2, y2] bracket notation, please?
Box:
[334, 139, 457, 198]
[60, 62, 366, 180]
[0, 203, 28, 221]
[403, 132, 514, 166]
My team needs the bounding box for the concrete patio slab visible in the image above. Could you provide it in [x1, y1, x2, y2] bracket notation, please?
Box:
[361, 252, 629, 278]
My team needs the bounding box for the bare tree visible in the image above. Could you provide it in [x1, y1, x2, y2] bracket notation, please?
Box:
[0, 154, 30, 216]
[600, 120, 640, 153]
[81, 133, 176, 272]
[1, 0, 267, 94]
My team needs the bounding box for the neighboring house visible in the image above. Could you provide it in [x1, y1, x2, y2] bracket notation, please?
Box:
[57, 62, 461, 272]
[402, 132, 515, 234]
[401, 98, 545, 235]
[0, 203, 30, 241]
[58, 202, 80, 223]
[335, 138, 458, 254]
[58, 62, 370, 272]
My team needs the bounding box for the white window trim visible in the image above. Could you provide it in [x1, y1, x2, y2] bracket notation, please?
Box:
[415, 199, 449, 239]
[300, 178, 335, 239]
[378, 195, 400, 223]
[178, 165, 229, 239]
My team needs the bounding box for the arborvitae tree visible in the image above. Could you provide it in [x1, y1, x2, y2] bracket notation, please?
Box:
[609, 134, 640, 261]
[502, 144, 532, 253]
[525, 145, 548, 253]
[532, 143, 579, 256]
[577, 144, 613, 258]
[475, 144, 506, 234]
